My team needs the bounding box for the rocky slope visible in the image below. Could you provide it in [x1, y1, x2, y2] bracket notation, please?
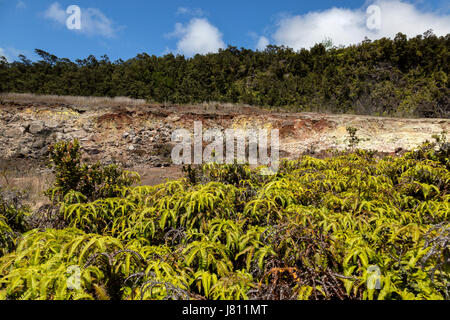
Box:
[1, 100, 449, 168]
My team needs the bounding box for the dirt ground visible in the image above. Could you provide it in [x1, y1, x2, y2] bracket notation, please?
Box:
[136, 165, 184, 186]
[0, 158, 184, 210]
[1, 94, 449, 210]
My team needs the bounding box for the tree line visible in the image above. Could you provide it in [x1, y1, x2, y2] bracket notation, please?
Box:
[0, 31, 448, 118]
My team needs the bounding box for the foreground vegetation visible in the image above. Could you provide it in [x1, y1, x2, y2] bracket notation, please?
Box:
[0, 135, 449, 300]
[1, 31, 449, 118]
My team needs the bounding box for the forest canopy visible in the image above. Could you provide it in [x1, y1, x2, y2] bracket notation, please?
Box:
[1, 31, 449, 118]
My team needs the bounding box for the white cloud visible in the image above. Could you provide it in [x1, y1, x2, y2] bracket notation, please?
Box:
[256, 36, 270, 50]
[176, 7, 206, 17]
[0, 47, 28, 62]
[169, 18, 225, 56]
[82, 8, 116, 38]
[44, 2, 117, 38]
[371, 1, 450, 38]
[271, 0, 450, 50]
[16, 1, 26, 9]
[44, 2, 66, 24]
[0, 48, 8, 61]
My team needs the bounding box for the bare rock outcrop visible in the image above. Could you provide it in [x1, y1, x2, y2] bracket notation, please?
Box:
[1, 101, 449, 167]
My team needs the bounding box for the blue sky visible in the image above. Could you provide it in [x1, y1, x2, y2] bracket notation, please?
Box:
[1, 0, 449, 62]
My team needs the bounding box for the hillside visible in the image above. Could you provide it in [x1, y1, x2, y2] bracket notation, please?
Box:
[1, 32, 449, 118]
[0, 120, 448, 300]
[1, 94, 448, 167]
[0, 94, 449, 301]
